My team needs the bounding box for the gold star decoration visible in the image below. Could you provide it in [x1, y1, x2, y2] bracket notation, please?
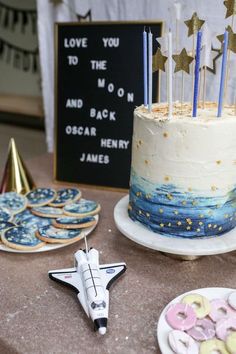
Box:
[152, 48, 168, 72]
[184, 12, 205, 37]
[172, 48, 194, 74]
[77, 10, 92, 22]
[217, 26, 236, 53]
[204, 48, 222, 74]
[224, 0, 236, 18]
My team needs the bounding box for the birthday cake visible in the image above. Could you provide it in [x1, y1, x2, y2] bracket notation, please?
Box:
[128, 102, 236, 237]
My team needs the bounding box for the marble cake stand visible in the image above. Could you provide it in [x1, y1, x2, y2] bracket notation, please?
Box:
[114, 195, 236, 259]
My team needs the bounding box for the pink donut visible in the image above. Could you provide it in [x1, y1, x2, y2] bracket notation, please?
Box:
[168, 330, 198, 354]
[187, 318, 215, 341]
[216, 317, 236, 341]
[209, 299, 235, 322]
[166, 303, 197, 331]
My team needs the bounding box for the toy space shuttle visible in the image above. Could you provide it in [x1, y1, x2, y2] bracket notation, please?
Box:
[48, 247, 126, 335]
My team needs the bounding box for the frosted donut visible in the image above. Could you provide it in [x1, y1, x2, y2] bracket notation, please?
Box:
[216, 317, 236, 341]
[226, 332, 236, 354]
[166, 303, 197, 331]
[182, 293, 211, 319]
[187, 318, 215, 341]
[168, 330, 198, 354]
[228, 291, 236, 311]
[200, 339, 229, 354]
[209, 299, 235, 322]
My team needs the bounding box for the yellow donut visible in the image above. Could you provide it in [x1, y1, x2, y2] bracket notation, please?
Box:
[200, 339, 229, 354]
[226, 332, 236, 354]
[182, 293, 211, 319]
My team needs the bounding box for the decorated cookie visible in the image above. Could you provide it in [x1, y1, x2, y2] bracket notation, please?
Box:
[0, 206, 12, 222]
[63, 199, 101, 217]
[0, 221, 15, 232]
[26, 188, 56, 207]
[226, 332, 236, 354]
[48, 188, 82, 207]
[52, 216, 96, 229]
[216, 317, 236, 341]
[1, 226, 45, 250]
[182, 293, 211, 319]
[209, 298, 235, 322]
[200, 338, 229, 354]
[14, 209, 51, 232]
[228, 291, 236, 310]
[166, 303, 197, 331]
[168, 330, 198, 354]
[0, 192, 27, 215]
[187, 318, 215, 341]
[31, 206, 64, 218]
[36, 225, 83, 244]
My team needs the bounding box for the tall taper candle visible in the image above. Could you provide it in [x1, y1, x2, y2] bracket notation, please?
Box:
[217, 30, 228, 117]
[192, 31, 202, 117]
[148, 29, 153, 112]
[168, 30, 173, 118]
[143, 28, 148, 106]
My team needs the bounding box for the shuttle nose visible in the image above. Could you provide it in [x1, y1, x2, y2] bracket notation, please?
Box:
[98, 327, 106, 335]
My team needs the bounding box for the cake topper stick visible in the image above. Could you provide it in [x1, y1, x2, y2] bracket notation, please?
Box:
[217, 30, 229, 117]
[152, 47, 168, 103]
[173, 1, 182, 102]
[168, 30, 173, 118]
[172, 48, 194, 113]
[192, 31, 202, 117]
[184, 12, 205, 103]
[148, 28, 153, 112]
[143, 27, 148, 107]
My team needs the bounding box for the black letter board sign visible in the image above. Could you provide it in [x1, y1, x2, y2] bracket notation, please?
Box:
[55, 21, 162, 189]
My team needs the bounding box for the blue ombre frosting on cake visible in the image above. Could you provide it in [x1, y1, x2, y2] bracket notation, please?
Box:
[129, 103, 236, 238]
[129, 169, 236, 237]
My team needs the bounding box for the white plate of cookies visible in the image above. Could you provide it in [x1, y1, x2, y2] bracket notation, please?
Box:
[157, 287, 236, 354]
[0, 188, 100, 253]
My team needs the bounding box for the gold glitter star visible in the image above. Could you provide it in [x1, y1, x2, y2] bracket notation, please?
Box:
[172, 48, 194, 74]
[184, 12, 205, 37]
[152, 48, 168, 73]
[224, 0, 236, 18]
[217, 26, 236, 53]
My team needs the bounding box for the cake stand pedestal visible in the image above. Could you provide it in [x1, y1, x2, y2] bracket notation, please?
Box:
[114, 195, 236, 260]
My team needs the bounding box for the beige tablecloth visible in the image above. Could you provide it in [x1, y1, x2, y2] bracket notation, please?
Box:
[0, 154, 235, 354]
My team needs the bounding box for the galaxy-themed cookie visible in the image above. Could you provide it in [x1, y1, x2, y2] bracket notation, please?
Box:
[36, 225, 82, 244]
[31, 206, 64, 218]
[63, 199, 101, 217]
[0, 206, 12, 222]
[26, 188, 56, 207]
[1, 226, 45, 250]
[14, 209, 51, 232]
[52, 216, 96, 229]
[0, 221, 15, 232]
[49, 188, 82, 207]
[0, 192, 27, 215]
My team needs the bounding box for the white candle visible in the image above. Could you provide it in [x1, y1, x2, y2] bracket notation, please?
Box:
[168, 30, 173, 118]
[148, 29, 153, 112]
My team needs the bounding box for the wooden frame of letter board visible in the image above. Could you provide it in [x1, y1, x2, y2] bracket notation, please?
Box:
[54, 21, 163, 191]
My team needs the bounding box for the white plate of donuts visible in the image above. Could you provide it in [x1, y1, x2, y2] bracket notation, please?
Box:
[157, 287, 236, 354]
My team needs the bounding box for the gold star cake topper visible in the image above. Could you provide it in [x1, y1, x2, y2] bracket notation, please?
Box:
[172, 48, 194, 74]
[152, 48, 168, 72]
[184, 12, 205, 37]
[224, 0, 236, 18]
[217, 26, 236, 53]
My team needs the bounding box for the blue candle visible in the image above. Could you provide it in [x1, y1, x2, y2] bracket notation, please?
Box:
[192, 31, 202, 117]
[217, 30, 229, 117]
[148, 29, 153, 112]
[143, 28, 148, 107]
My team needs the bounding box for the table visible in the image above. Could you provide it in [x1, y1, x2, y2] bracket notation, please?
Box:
[0, 154, 236, 354]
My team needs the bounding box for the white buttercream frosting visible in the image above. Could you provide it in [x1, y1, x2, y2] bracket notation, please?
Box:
[131, 103, 236, 195]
